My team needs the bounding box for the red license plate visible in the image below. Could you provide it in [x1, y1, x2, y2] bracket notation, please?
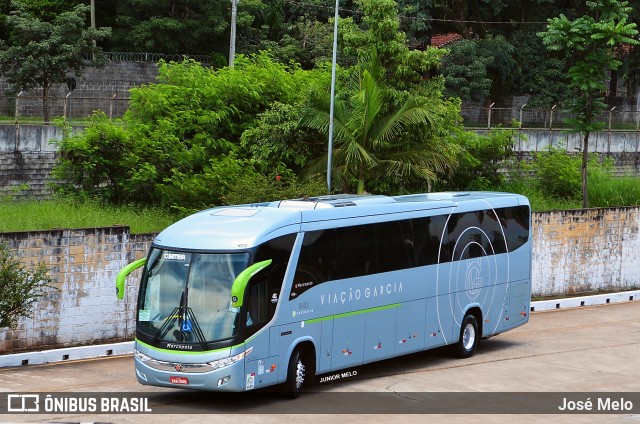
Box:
[170, 376, 189, 385]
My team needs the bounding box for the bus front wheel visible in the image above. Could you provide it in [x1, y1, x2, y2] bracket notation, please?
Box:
[284, 348, 306, 398]
[456, 314, 479, 358]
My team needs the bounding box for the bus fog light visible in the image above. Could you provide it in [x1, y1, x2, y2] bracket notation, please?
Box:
[217, 376, 231, 386]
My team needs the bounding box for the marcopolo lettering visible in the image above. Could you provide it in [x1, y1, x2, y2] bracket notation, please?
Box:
[166, 343, 193, 350]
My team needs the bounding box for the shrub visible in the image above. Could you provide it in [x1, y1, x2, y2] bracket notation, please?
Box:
[0, 241, 56, 329]
[588, 175, 640, 207]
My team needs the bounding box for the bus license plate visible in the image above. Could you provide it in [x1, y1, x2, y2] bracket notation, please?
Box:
[170, 376, 189, 385]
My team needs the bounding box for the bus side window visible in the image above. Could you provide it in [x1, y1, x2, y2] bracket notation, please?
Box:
[254, 233, 296, 304]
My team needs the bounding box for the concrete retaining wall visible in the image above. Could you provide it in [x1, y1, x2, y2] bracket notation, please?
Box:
[532, 207, 640, 296]
[0, 227, 153, 353]
[2, 126, 640, 199]
[0, 125, 83, 198]
[0, 206, 638, 353]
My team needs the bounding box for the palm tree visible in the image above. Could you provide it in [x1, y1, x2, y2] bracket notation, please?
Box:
[300, 66, 457, 194]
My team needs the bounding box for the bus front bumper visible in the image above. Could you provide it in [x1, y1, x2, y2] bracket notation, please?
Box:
[133, 349, 249, 392]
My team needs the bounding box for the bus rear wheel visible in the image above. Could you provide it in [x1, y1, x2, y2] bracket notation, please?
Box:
[456, 314, 479, 358]
[284, 348, 306, 398]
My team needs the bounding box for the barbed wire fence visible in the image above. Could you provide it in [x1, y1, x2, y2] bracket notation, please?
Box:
[1, 52, 640, 130]
[461, 104, 640, 131]
[0, 52, 214, 124]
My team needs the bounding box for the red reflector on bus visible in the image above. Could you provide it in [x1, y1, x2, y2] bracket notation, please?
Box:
[170, 376, 189, 385]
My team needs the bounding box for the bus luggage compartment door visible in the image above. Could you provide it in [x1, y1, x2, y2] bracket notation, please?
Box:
[331, 313, 365, 371]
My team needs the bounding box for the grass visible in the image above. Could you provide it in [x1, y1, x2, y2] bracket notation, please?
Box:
[1, 173, 639, 234]
[587, 175, 640, 208]
[0, 198, 181, 234]
[0, 115, 97, 126]
[498, 180, 582, 211]
[499, 173, 640, 211]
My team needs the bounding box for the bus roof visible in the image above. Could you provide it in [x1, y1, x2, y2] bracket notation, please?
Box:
[152, 192, 529, 251]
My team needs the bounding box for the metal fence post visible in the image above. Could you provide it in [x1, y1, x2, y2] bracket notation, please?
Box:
[14, 91, 23, 152]
[488, 102, 495, 129]
[518, 104, 527, 156]
[64, 92, 72, 123]
[110, 94, 117, 121]
[14, 91, 22, 124]
[608, 106, 615, 154]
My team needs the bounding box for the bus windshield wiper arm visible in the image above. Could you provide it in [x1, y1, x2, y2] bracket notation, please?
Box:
[151, 306, 207, 350]
[152, 306, 180, 345]
[180, 307, 208, 350]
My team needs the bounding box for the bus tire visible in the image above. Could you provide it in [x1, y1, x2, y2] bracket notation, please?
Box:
[456, 314, 479, 358]
[284, 348, 306, 399]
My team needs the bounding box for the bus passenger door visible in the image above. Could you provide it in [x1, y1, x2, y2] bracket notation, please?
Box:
[318, 318, 333, 374]
[243, 275, 281, 389]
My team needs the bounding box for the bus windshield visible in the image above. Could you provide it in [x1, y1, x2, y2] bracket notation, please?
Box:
[137, 248, 250, 344]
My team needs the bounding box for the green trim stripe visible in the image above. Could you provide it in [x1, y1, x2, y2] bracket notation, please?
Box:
[306, 303, 401, 324]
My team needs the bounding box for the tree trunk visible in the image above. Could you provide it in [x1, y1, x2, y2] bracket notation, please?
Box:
[582, 131, 589, 208]
[356, 178, 365, 194]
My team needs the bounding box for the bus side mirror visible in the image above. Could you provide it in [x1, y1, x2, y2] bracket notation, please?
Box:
[230, 259, 272, 308]
[115, 257, 147, 299]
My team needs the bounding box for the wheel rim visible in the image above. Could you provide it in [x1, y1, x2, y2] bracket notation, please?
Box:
[462, 322, 476, 351]
[295, 359, 305, 389]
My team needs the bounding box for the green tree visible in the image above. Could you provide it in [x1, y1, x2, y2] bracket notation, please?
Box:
[397, 0, 432, 47]
[300, 65, 458, 194]
[442, 126, 516, 191]
[482, 35, 516, 104]
[440, 38, 493, 102]
[539, 0, 638, 208]
[0, 241, 56, 330]
[53, 53, 325, 210]
[8, 0, 83, 19]
[339, 0, 445, 90]
[112, 0, 230, 56]
[52, 112, 135, 202]
[511, 30, 571, 108]
[0, 2, 111, 122]
[240, 102, 326, 174]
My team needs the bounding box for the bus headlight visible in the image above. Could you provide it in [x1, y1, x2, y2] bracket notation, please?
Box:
[134, 349, 152, 363]
[207, 347, 253, 370]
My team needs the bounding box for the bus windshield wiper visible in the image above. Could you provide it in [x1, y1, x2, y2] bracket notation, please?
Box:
[152, 292, 208, 349]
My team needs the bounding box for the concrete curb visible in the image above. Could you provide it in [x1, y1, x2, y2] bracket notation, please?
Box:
[0, 290, 638, 368]
[530, 289, 640, 312]
[0, 341, 134, 368]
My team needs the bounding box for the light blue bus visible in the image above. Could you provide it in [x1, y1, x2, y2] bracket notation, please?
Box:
[116, 192, 531, 397]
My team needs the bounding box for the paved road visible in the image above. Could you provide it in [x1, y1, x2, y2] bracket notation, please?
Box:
[0, 301, 639, 424]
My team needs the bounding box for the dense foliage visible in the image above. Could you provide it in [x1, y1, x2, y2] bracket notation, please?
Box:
[53, 54, 331, 212]
[4, 0, 638, 212]
[539, 0, 638, 207]
[2, 0, 639, 108]
[53, 1, 494, 210]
